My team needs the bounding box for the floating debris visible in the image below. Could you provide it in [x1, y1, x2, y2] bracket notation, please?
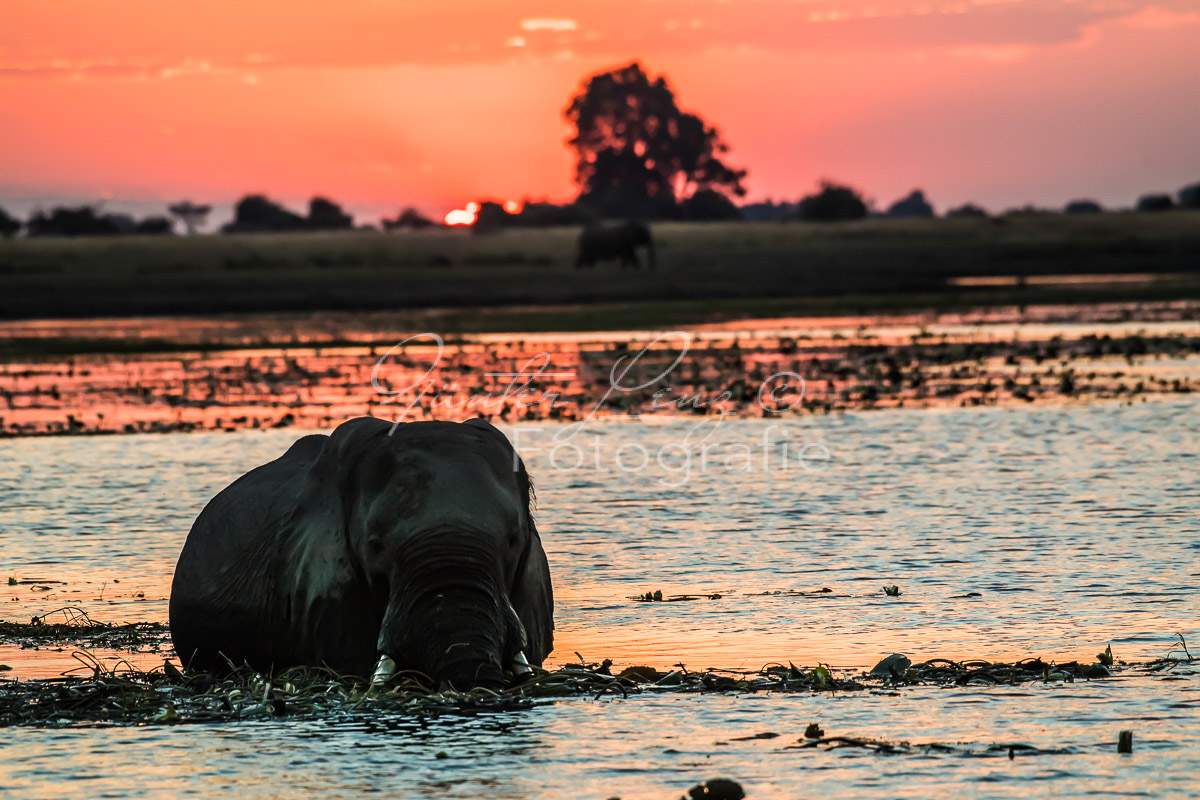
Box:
[882, 585, 902, 597]
[682, 778, 745, 800]
[632, 591, 724, 602]
[787, 735, 1075, 758]
[869, 654, 912, 679]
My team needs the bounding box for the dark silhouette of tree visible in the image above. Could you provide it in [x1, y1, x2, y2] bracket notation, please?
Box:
[946, 203, 988, 218]
[307, 197, 354, 230]
[27, 206, 121, 237]
[1064, 199, 1103, 214]
[565, 62, 746, 217]
[1178, 182, 1200, 209]
[168, 201, 212, 235]
[0, 206, 22, 238]
[796, 182, 868, 221]
[223, 195, 308, 233]
[886, 190, 934, 218]
[383, 207, 437, 230]
[1136, 193, 1174, 212]
[680, 188, 743, 221]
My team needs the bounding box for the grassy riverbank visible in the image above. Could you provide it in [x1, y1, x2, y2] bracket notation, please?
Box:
[2, 213, 1199, 321]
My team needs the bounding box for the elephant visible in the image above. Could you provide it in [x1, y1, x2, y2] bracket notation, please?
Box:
[169, 416, 553, 690]
[575, 221, 655, 269]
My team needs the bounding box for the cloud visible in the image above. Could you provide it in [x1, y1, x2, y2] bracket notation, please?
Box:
[1121, 6, 1200, 29]
[0, 0, 1191, 80]
[520, 18, 578, 32]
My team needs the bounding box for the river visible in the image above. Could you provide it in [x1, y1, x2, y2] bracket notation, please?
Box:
[2, 399, 1198, 798]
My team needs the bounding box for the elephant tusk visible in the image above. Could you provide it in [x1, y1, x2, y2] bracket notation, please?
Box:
[371, 654, 397, 686]
[512, 650, 533, 677]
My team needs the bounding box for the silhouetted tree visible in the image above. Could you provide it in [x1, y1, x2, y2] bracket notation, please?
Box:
[680, 188, 743, 221]
[223, 195, 307, 233]
[1064, 200, 1103, 214]
[565, 62, 746, 217]
[1136, 193, 1174, 212]
[945, 203, 988, 218]
[1178, 182, 1200, 209]
[168, 201, 212, 234]
[307, 197, 354, 230]
[0, 206, 22, 238]
[886, 190, 934, 218]
[27, 206, 121, 237]
[383, 207, 437, 230]
[796, 182, 868, 221]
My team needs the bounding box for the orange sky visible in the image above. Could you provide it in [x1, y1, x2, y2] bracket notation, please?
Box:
[1, 0, 1199, 223]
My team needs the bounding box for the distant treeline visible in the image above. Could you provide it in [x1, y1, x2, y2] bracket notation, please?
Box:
[1, 181, 1197, 239]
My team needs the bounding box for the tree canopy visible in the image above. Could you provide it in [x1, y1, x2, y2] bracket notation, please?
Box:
[565, 62, 746, 218]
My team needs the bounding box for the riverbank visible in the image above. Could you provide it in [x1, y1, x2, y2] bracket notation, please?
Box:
[3, 214, 1200, 320]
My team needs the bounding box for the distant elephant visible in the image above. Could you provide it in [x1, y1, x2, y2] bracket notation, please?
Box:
[576, 221, 656, 269]
[169, 417, 553, 690]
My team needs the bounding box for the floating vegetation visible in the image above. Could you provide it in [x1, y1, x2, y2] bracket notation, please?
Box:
[0, 607, 171, 654]
[0, 655, 869, 728]
[2, 615, 1194, 728]
[785, 735, 1076, 758]
[632, 590, 724, 602]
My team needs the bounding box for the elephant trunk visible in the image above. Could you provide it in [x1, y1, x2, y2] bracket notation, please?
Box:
[645, 238, 656, 270]
[377, 533, 515, 690]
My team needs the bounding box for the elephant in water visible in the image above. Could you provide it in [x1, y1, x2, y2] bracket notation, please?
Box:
[169, 417, 553, 690]
[575, 221, 655, 269]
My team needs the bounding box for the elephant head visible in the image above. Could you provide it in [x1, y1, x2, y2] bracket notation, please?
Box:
[169, 417, 553, 690]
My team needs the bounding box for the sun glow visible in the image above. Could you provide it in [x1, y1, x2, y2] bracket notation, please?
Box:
[444, 201, 479, 226]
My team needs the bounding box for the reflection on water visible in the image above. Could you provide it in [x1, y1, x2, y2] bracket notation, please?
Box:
[1, 400, 1198, 797]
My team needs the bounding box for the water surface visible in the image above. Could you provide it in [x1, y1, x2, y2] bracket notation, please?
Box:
[2, 400, 1198, 798]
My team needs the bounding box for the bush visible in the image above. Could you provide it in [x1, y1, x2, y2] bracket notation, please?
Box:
[27, 206, 122, 237]
[1136, 193, 1174, 212]
[1178, 182, 1200, 209]
[680, 189, 743, 221]
[796, 181, 868, 222]
[945, 203, 988, 219]
[509, 202, 594, 227]
[740, 200, 796, 221]
[223, 195, 308, 233]
[134, 216, 174, 235]
[1064, 199, 1103, 214]
[383, 207, 438, 230]
[886, 190, 934, 218]
[307, 197, 354, 230]
[0, 206, 20, 238]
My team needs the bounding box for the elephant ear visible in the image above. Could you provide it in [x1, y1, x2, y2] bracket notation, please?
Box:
[511, 458, 554, 665]
[277, 418, 392, 669]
